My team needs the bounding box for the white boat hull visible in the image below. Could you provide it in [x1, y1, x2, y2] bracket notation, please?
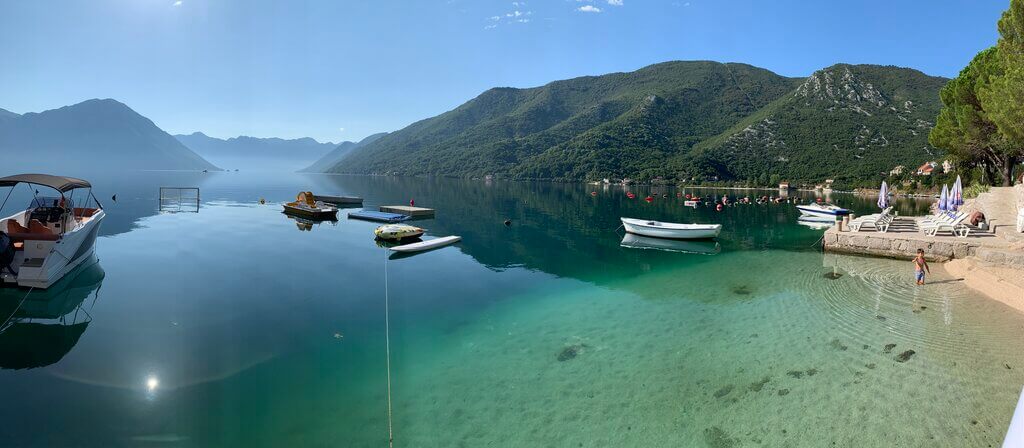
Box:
[3, 210, 105, 289]
[620, 218, 721, 240]
[796, 204, 848, 220]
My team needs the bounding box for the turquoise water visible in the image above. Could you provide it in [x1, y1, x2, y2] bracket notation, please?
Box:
[0, 171, 1021, 447]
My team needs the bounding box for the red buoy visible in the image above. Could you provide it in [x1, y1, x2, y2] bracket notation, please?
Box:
[716, 204, 723, 212]
[591, 191, 597, 196]
[645, 196, 654, 202]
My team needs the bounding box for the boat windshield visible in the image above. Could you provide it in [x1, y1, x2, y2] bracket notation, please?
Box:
[30, 197, 76, 209]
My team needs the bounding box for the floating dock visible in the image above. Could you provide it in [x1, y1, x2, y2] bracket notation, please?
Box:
[314, 195, 362, 205]
[348, 210, 409, 223]
[379, 205, 435, 218]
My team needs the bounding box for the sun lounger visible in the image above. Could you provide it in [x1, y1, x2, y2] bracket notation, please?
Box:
[920, 212, 970, 237]
[850, 207, 895, 232]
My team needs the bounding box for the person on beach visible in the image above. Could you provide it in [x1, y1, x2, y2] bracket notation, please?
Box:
[913, 249, 930, 285]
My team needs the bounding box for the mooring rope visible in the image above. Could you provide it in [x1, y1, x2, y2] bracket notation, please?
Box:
[383, 249, 395, 447]
[0, 286, 34, 332]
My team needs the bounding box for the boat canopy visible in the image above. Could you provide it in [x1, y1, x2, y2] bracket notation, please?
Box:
[0, 174, 91, 192]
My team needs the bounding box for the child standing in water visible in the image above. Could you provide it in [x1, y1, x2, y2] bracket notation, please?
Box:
[913, 249, 930, 285]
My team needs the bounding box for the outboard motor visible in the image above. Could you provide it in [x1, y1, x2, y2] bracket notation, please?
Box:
[0, 231, 14, 276]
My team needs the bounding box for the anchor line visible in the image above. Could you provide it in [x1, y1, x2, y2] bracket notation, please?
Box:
[383, 249, 395, 447]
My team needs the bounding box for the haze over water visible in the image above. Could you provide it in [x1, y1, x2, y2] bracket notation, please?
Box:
[0, 171, 1021, 447]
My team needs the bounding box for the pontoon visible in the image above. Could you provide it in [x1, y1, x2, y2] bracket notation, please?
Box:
[0, 174, 105, 289]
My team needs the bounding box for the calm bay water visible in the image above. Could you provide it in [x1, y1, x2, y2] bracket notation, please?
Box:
[1, 171, 1022, 447]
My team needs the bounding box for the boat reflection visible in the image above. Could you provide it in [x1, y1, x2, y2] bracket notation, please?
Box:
[0, 256, 104, 370]
[797, 217, 835, 230]
[284, 214, 337, 231]
[619, 233, 721, 255]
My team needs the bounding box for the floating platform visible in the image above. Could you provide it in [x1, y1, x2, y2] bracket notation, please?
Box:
[348, 210, 410, 223]
[314, 195, 362, 205]
[379, 205, 435, 218]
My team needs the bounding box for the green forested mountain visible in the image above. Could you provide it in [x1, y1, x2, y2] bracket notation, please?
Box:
[329, 61, 947, 184]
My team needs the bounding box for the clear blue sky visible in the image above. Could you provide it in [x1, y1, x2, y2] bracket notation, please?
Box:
[0, 0, 1009, 143]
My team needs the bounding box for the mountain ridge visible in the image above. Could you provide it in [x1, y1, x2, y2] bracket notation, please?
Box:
[174, 132, 337, 170]
[0, 99, 219, 172]
[327, 61, 947, 185]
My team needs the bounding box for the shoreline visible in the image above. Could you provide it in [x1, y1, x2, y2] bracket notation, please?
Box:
[942, 258, 1024, 314]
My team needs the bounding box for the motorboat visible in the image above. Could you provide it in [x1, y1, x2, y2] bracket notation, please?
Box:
[0, 174, 105, 289]
[283, 192, 338, 220]
[374, 224, 424, 241]
[795, 203, 849, 220]
[620, 217, 721, 240]
[619, 233, 720, 254]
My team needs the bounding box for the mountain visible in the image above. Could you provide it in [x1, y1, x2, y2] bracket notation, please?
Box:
[175, 132, 337, 171]
[327, 61, 947, 185]
[300, 132, 388, 173]
[0, 108, 18, 123]
[0, 99, 218, 172]
[683, 64, 948, 184]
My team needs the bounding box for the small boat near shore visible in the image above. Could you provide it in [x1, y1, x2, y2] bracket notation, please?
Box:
[283, 192, 338, 220]
[620, 217, 721, 240]
[796, 203, 849, 220]
[0, 174, 105, 289]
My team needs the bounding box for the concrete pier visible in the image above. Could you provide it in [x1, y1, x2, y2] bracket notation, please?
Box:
[822, 218, 997, 262]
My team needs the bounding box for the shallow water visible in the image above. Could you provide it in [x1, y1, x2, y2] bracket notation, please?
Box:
[0, 171, 1020, 447]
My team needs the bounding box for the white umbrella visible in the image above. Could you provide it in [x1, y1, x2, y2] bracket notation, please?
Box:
[938, 184, 949, 211]
[954, 175, 964, 207]
[877, 181, 889, 209]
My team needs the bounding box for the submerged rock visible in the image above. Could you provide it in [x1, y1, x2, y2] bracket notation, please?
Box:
[865, 363, 876, 370]
[828, 338, 848, 351]
[557, 344, 585, 362]
[883, 343, 897, 354]
[823, 271, 843, 280]
[713, 384, 735, 398]
[703, 426, 738, 448]
[895, 350, 916, 363]
[731, 285, 752, 295]
[777, 388, 790, 396]
[749, 376, 771, 392]
[786, 370, 804, 379]
[806, 368, 819, 376]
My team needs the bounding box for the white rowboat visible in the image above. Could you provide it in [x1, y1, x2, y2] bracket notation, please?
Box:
[620, 217, 721, 240]
[389, 236, 461, 253]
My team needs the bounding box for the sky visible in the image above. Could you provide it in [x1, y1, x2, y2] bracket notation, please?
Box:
[0, 0, 1011, 143]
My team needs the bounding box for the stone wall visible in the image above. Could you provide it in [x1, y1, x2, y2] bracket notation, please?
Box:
[823, 229, 977, 262]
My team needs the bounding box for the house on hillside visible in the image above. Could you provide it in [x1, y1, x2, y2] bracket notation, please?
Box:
[942, 160, 953, 174]
[890, 165, 905, 176]
[916, 161, 937, 176]
[778, 181, 792, 190]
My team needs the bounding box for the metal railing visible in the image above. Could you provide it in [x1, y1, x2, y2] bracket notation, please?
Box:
[159, 187, 200, 213]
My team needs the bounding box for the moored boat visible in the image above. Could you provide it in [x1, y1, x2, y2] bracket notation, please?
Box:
[283, 192, 338, 220]
[374, 224, 424, 241]
[0, 174, 105, 289]
[620, 217, 721, 240]
[796, 203, 849, 220]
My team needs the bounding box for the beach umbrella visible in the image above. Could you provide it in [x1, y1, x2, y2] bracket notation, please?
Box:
[950, 175, 958, 207]
[938, 184, 949, 211]
[877, 181, 889, 209]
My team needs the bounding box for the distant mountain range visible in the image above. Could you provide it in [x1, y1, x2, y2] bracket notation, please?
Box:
[327, 61, 947, 184]
[299, 132, 388, 173]
[0, 99, 218, 172]
[174, 132, 338, 171]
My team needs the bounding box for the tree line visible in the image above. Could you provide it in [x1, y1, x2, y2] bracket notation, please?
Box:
[930, 0, 1024, 186]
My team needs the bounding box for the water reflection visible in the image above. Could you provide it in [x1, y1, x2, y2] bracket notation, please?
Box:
[619, 233, 721, 254]
[284, 213, 337, 231]
[0, 256, 104, 369]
